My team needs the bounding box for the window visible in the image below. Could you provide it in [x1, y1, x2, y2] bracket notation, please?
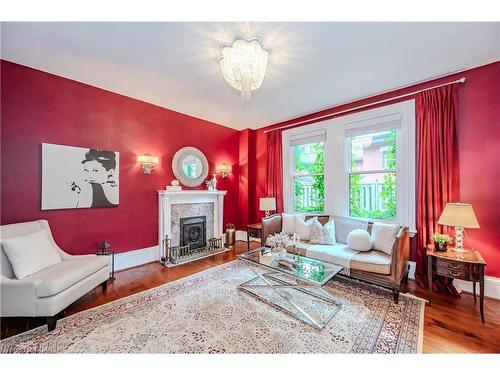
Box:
[292, 141, 325, 213]
[348, 129, 397, 220]
[282, 100, 416, 231]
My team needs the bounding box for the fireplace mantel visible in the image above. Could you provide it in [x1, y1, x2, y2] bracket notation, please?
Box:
[157, 190, 227, 262]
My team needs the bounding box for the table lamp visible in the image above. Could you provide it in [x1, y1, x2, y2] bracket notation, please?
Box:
[438, 203, 479, 252]
[259, 197, 276, 217]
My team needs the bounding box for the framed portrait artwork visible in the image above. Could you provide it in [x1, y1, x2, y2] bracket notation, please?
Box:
[42, 143, 119, 210]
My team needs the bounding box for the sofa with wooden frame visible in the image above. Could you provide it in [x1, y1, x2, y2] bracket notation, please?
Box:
[261, 214, 410, 303]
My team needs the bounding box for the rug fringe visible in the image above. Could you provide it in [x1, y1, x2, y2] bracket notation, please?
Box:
[400, 292, 429, 304]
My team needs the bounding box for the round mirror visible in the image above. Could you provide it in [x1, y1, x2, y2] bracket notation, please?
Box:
[181, 155, 203, 179]
[172, 147, 209, 187]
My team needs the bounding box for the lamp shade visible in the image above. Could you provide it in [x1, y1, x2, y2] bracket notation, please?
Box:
[259, 197, 276, 211]
[438, 203, 480, 228]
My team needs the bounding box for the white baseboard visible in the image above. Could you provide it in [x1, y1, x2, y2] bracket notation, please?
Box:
[454, 277, 500, 300]
[114, 246, 159, 272]
[408, 261, 416, 280]
[407, 260, 499, 300]
[235, 230, 248, 242]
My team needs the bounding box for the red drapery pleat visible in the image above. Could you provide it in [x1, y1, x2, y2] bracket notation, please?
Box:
[266, 130, 284, 213]
[414, 84, 460, 296]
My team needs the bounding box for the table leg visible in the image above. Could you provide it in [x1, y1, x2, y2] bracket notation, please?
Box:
[480, 266, 485, 323]
[427, 255, 433, 305]
[472, 281, 476, 302]
[247, 231, 250, 252]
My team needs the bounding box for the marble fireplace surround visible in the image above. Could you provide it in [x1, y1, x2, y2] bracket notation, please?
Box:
[157, 190, 227, 261]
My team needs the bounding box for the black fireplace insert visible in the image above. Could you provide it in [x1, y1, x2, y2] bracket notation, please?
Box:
[179, 216, 207, 250]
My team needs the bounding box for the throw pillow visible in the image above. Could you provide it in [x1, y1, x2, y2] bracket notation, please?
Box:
[2, 229, 62, 279]
[371, 223, 400, 255]
[281, 213, 295, 234]
[309, 218, 336, 245]
[294, 215, 314, 241]
[346, 229, 373, 251]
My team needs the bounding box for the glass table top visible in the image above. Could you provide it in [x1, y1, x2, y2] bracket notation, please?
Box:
[239, 247, 343, 286]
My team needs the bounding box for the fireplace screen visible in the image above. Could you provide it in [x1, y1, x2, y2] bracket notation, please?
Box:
[180, 216, 206, 250]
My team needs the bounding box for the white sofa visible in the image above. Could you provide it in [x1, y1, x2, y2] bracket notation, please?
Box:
[1, 220, 110, 331]
[261, 214, 410, 302]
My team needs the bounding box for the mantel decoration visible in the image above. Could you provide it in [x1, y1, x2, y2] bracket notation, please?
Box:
[205, 173, 217, 191]
[219, 37, 270, 103]
[166, 179, 182, 192]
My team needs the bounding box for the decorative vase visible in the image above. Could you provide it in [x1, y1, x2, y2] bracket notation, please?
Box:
[206, 173, 217, 191]
[434, 241, 448, 252]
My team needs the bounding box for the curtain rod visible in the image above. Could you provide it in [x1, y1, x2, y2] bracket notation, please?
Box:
[263, 77, 466, 133]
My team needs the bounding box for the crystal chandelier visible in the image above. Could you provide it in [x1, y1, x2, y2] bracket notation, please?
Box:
[219, 37, 270, 103]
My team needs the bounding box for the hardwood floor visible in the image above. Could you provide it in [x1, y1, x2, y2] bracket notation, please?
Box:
[1, 241, 499, 353]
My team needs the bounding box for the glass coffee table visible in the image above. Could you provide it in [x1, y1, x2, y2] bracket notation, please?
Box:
[238, 247, 343, 330]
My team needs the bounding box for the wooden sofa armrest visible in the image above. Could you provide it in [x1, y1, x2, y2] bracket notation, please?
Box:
[390, 226, 410, 284]
[261, 214, 282, 245]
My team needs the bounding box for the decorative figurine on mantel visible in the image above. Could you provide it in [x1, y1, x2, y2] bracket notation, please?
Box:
[166, 179, 182, 192]
[205, 173, 217, 191]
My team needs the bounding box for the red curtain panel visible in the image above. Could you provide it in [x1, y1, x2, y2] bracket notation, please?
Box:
[266, 130, 284, 213]
[414, 84, 461, 296]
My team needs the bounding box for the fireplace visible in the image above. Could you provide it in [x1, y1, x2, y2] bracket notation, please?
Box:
[180, 216, 206, 250]
[158, 190, 229, 266]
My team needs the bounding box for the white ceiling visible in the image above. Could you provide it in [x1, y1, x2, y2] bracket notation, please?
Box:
[1, 22, 499, 130]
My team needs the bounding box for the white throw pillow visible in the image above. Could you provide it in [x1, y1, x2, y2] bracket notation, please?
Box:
[309, 218, 336, 245]
[294, 216, 314, 241]
[371, 223, 400, 255]
[2, 229, 62, 279]
[281, 213, 295, 234]
[346, 229, 373, 251]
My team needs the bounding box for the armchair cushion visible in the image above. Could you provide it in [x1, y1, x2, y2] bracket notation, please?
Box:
[24, 255, 108, 297]
[2, 229, 61, 279]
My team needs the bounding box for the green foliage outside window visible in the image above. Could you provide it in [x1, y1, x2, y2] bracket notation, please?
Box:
[294, 142, 325, 213]
[349, 130, 397, 220]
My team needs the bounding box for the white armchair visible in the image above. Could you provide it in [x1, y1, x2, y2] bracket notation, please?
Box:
[1, 220, 110, 331]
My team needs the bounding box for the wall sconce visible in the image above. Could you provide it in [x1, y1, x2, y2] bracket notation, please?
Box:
[218, 163, 231, 178]
[137, 154, 159, 174]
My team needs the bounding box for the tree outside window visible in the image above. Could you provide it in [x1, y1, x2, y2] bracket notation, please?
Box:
[293, 141, 325, 213]
[349, 130, 397, 220]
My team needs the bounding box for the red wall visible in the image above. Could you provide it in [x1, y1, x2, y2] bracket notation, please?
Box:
[1, 61, 240, 254]
[253, 62, 500, 277]
[2, 60, 499, 277]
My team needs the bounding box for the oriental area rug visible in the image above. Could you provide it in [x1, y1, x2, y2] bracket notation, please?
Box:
[0, 261, 424, 353]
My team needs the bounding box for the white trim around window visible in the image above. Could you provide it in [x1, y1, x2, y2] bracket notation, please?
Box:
[282, 100, 416, 232]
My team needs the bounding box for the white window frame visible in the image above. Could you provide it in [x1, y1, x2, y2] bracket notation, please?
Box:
[282, 100, 416, 232]
[282, 129, 327, 214]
